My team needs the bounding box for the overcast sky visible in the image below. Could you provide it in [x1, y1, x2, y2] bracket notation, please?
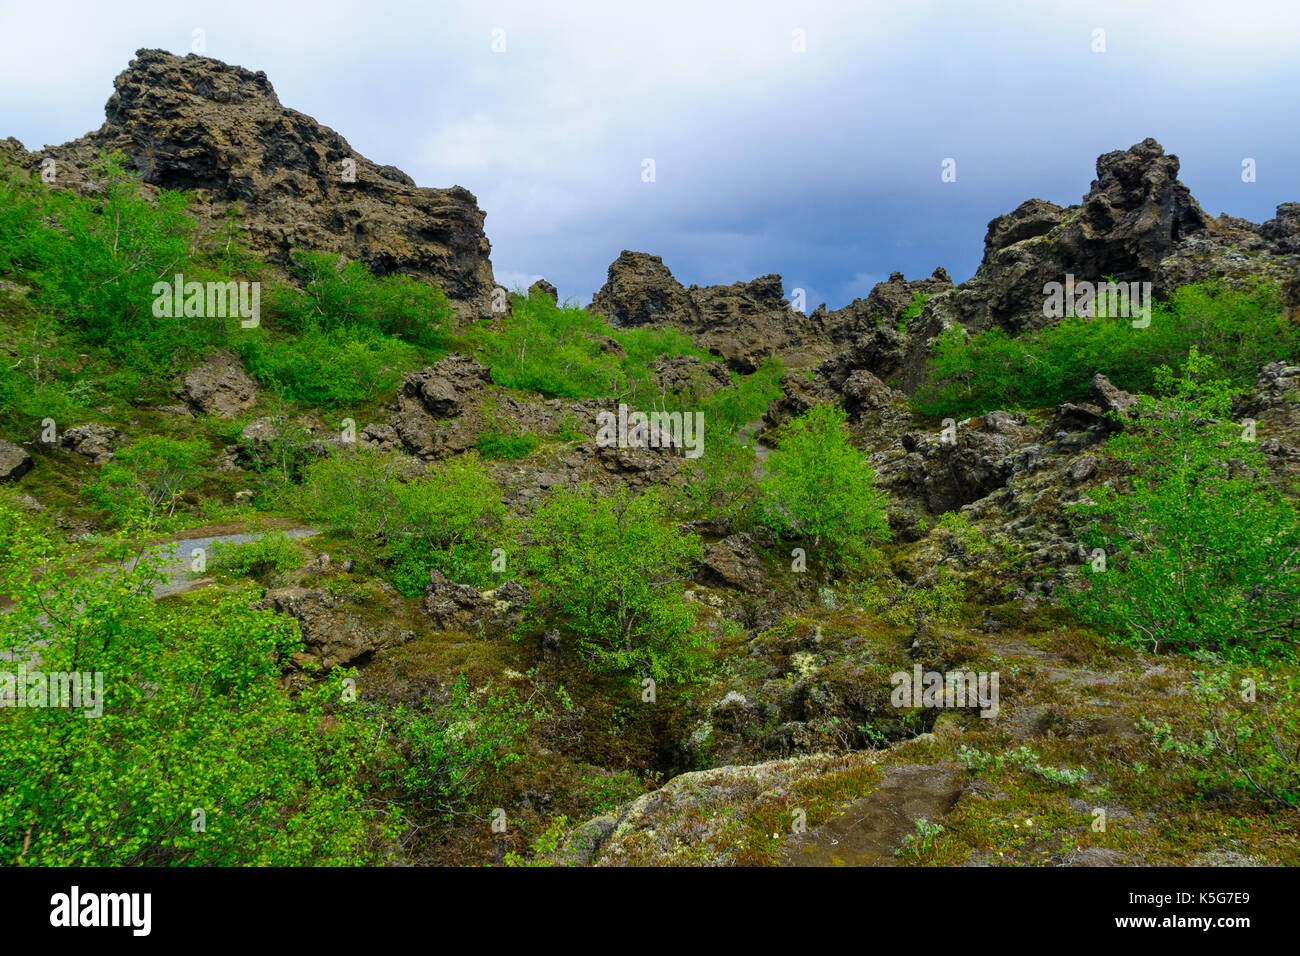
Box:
[3, 0, 1297, 310]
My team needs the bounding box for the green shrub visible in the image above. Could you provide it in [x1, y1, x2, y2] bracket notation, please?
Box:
[238, 413, 318, 491]
[297, 450, 503, 595]
[913, 280, 1299, 417]
[1067, 348, 1300, 659]
[476, 292, 710, 402]
[678, 434, 762, 529]
[239, 326, 418, 406]
[760, 403, 890, 568]
[476, 430, 538, 460]
[0, 520, 396, 865]
[475, 293, 627, 398]
[386, 674, 532, 815]
[385, 455, 505, 594]
[702, 356, 784, 436]
[525, 485, 704, 681]
[269, 249, 454, 350]
[84, 435, 209, 524]
[864, 512, 990, 633]
[1147, 668, 1300, 811]
[211, 531, 305, 578]
[897, 291, 929, 331]
[0, 153, 222, 372]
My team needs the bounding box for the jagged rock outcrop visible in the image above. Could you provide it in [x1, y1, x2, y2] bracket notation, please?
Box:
[528, 278, 559, 303]
[18, 49, 497, 316]
[651, 354, 734, 399]
[893, 411, 1041, 514]
[589, 252, 836, 371]
[60, 424, 117, 464]
[809, 268, 955, 354]
[938, 139, 1212, 340]
[424, 572, 529, 633]
[766, 139, 1299, 412]
[391, 355, 493, 458]
[1235, 361, 1300, 483]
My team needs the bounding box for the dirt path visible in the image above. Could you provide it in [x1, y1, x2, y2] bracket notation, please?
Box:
[782, 763, 964, 866]
[140, 523, 318, 599]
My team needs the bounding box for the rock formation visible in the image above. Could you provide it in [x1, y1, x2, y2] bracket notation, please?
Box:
[13, 48, 497, 316]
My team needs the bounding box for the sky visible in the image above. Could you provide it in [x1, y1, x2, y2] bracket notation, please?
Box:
[2, 0, 1297, 311]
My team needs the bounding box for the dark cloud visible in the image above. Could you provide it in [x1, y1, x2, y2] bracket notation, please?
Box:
[3, 0, 1296, 309]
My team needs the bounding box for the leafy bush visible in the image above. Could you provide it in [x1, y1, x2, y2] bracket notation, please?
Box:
[211, 531, 305, 578]
[269, 249, 454, 350]
[476, 292, 709, 402]
[0, 153, 223, 372]
[957, 745, 1089, 786]
[297, 450, 503, 595]
[386, 674, 532, 815]
[864, 512, 990, 633]
[84, 435, 209, 523]
[677, 435, 762, 529]
[1147, 668, 1300, 811]
[1067, 349, 1300, 659]
[239, 326, 418, 406]
[0, 300, 99, 433]
[913, 280, 1299, 417]
[760, 403, 890, 567]
[897, 291, 929, 331]
[0, 518, 396, 865]
[385, 455, 505, 594]
[701, 356, 784, 436]
[475, 294, 627, 398]
[525, 485, 703, 681]
[237, 413, 318, 491]
[476, 430, 538, 460]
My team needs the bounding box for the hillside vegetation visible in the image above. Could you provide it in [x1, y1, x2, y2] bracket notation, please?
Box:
[2, 142, 1298, 869]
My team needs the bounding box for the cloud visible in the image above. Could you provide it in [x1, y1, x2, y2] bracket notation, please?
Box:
[3, 0, 1297, 307]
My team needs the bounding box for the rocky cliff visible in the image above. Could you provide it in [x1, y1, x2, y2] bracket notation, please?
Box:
[9, 48, 497, 316]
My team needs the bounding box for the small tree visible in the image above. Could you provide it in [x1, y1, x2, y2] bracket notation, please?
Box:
[1068, 348, 1300, 658]
[296, 449, 503, 595]
[525, 485, 703, 681]
[760, 403, 890, 568]
[85, 435, 209, 523]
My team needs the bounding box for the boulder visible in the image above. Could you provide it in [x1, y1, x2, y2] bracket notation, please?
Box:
[180, 349, 257, 417]
[257, 584, 412, 669]
[652, 354, 734, 399]
[391, 355, 492, 458]
[589, 251, 839, 372]
[60, 424, 117, 464]
[1089, 373, 1139, 418]
[0, 439, 33, 482]
[423, 571, 529, 633]
[528, 278, 558, 303]
[701, 533, 767, 592]
[893, 411, 1040, 513]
